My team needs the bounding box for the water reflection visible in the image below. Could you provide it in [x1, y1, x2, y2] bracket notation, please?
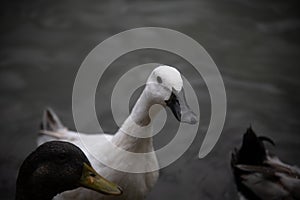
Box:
[0, 0, 299, 199]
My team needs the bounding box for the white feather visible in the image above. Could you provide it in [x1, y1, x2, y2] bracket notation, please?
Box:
[38, 65, 185, 200]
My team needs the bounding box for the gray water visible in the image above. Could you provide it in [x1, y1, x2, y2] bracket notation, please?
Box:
[1, 0, 300, 199]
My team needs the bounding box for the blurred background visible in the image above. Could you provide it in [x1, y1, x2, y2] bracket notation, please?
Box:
[0, 0, 300, 199]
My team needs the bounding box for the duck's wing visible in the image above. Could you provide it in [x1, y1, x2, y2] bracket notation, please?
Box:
[265, 156, 300, 199]
[235, 158, 300, 200]
[37, 108, 114, 148]
[40, 108, 65, 131]
[238, 168, 290, 200]
[37, 108, 78, 145]
[265, 156, 300, 177]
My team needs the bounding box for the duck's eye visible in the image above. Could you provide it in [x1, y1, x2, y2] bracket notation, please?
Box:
[157, 76, 162, 83]
[58, 154, 67, 162]
[89, 172, 96, 177]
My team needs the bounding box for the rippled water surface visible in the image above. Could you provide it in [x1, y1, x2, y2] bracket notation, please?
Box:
[1, 0, 299, 199]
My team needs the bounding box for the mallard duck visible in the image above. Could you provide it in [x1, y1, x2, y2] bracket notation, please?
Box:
[38, 65, 197, 200]
[231, 127, 300, 200]
[16, 141, 122, 200]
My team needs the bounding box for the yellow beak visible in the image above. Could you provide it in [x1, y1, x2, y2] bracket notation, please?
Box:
[79, 163, 122, 196]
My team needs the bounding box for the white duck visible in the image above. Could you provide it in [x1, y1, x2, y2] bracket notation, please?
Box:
[38, 65, 197, 200]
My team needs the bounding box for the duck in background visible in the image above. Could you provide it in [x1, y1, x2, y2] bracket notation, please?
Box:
[16, 141, 122, 200]
[231, 127, 300, 200]
[38, 65, 198, 200]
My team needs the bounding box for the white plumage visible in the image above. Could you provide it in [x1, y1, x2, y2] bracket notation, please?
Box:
[38, 65, 197, 200]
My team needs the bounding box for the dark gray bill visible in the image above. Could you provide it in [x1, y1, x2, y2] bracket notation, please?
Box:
[165, 88, 197, 124]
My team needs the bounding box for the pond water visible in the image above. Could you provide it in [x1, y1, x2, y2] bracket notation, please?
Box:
[0, 0, 299, 199]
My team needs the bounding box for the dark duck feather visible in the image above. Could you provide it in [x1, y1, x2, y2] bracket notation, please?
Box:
[231, 127, 300, 200]
[15, 141, 122, 200]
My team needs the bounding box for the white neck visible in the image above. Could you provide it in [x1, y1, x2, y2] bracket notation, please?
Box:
[111, 88, 162, 153]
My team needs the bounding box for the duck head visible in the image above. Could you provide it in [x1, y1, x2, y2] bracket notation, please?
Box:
[145, 65, 197, 124]
[16, 141, 122, 200]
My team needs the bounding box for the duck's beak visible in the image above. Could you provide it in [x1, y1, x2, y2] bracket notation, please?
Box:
[165, 88, 198, 124]
[79, 163, 123, 196]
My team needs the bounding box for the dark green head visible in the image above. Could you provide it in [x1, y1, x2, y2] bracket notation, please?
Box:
[16, 141, 122, 200]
